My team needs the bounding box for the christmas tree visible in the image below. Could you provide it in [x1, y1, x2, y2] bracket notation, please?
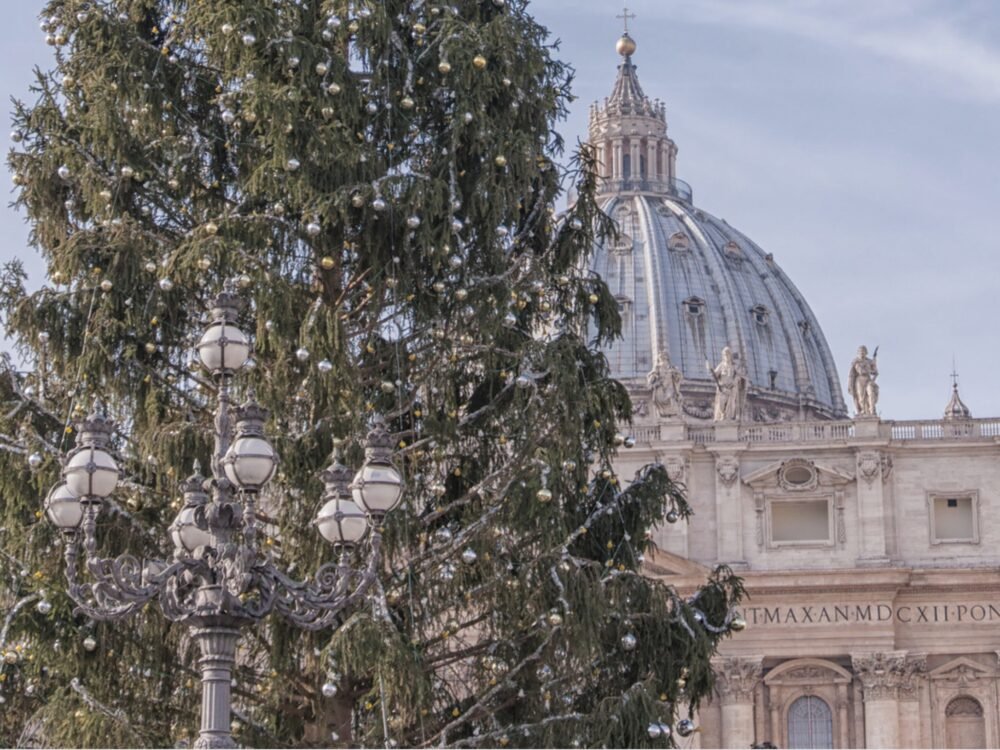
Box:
[1, 0, 743, 747]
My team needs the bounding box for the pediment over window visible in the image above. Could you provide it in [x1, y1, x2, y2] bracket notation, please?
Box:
[743, 459, 854, 490]
[765, 658, 853, 686]
[640, 544, 713, 581]
[930, 657, 994, 684]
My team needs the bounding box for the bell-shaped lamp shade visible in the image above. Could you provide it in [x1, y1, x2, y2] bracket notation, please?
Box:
[63, 445, 119, 499]
[45, 482, 83, 530]
[197, 321, 250, 374]
[315, 496, 370, 546]
[169, 506, 212, 553]
[223, 436, 277, 491]
[351, 462, 403, 517]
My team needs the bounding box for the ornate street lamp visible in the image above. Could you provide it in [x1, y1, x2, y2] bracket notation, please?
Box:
[46, 286, 402, 749]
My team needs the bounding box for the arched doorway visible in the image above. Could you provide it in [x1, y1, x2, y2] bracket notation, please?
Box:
[946, 696, 985, 749]
[787, 695, 833, 749]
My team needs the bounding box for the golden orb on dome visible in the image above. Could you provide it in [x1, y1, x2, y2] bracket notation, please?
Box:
[616, 32, 637, 57]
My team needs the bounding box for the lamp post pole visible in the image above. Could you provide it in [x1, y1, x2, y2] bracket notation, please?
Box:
[44, 286, 403, 748]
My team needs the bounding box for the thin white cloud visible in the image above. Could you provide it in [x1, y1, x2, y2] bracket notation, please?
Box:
[624, 0, 1000, 102]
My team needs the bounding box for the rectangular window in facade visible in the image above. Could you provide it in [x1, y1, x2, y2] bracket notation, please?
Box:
[769, 499, 831, 546]
[930, 493, 979, 544]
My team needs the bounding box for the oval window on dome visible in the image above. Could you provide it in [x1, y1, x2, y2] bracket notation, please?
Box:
[668, 232, 690, 252]
[751, 305, 769, 325]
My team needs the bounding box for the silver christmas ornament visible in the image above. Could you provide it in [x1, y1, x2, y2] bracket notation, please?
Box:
[321, 682, 338, 698]
[295, 348, 310, 362]
[621, 632, 637, 651]
[676, 719, 696, 738]
[38, 331, 50, 344]
[372, 197, 387, 212]
[461, 548, 477, 565]
[666, 509, 679, 524]
[406, 215, 421, 229]
[28, 452, 43, 469]
[159, 278, 174, 291]
[286, 158, 301, 171]
[83, 635, 97, 651]
[318, 359, 333, 373]
[306, 221, 321, 236]
[647, 723, 663, 740]
[57, 165, 70, 180]
[241, 33, 256, 46]
[315, 62, 329, 75]
[515, 375, 532, 389]
[221, 23, 234, 34]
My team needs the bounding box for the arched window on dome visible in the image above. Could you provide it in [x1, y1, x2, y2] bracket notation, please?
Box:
[683, 297, 705, 317]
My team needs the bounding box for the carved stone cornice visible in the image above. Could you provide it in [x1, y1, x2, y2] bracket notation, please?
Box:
[851, 651, 908, 700]
[713, 656, 763, 705]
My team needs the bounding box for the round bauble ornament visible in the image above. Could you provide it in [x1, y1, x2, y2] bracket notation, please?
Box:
[3, 650, 18, 665]
[515, 375, 532, 389]
[434, 527, 453, 545]
[57, 165, 70, 180]
[547, 611, 563, 627]
[36, 599, 52, 615]
[372, 197, 387, 212]
[366, 102, 378, 114]
[624, 435, 636, 448]
[204, 221, 218, 236]
[144, 342, 157, 354]
[28, 452, 43, 469]
[327, 82, 342, 95]
[463, 112, 474, 124]
[38, 331, 50, 344]
[317, 359, 333, 373]
[237, 274, 252, 288]
[221, 109, 235, 124]
[326, 15, 341, 28]
[306, 221, 321, 236]
[666, 509, 679, 524]
[587, 293, 599, 304]
[431, 483, 446, 497]
[400, 96, 415, 109]
[570, 218, 583, 230]
[647, 723, 663, 740]
[562, 460, 577, 472]
[494, 155, 507, 167]
[351, 194, 364, 208]
[438, 60, 451, 74]
[100, 279, 113, 292]
[621, 632, 637, 651]
[472, 55, 487, 69]
[676, 719, 696, 738]
[730, 615, 747, 631]
[454, 288, 468, 301]
[316, 62, 329, 75]
[406, 215, 421, 229]
[536, 488, 552, 503]
[461, 548, 477, 565]
[321, 682, 338, 698]
[83, 635, 97, 652]
[159, 277, 174, 291]
[241, 33, 256, 46]
[295, 347, 310, 362]
[319, 256, 335, 270]
[121, 165, 134, 179]
[286, 158, 301, 171]
[380, 381, 395, 394]
[197, 257, 212, 271]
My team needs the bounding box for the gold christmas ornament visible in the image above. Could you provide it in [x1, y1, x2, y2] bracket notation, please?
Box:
[536, 488, 553, 503]
[320, 256, 335, 270]
[588, 293, 599, 304]
[438, 60, 452, 74]
[494, 155, 507, 167]
[472, 55, 487, 69]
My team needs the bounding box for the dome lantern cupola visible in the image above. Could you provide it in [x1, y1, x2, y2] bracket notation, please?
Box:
[590, 9, 684, 200]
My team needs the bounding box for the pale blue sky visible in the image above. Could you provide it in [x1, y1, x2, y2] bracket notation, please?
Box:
[2, 1, 998, 420]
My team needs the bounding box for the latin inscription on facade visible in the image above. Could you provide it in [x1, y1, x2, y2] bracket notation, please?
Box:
[736, 603, 1000, 626]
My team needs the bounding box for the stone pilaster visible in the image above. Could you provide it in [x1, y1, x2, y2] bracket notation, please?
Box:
[898, 654, 928, 749]
[714, 656, 762, 749]
[712, 453, 745, 566]
[855, 448, 890, 564]
[852, 651, 906, 748]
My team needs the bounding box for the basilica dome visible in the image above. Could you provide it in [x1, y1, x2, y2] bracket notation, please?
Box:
[587, 34, 847, 422]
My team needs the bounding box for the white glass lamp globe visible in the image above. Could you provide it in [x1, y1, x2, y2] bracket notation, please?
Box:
[169, 506, 212, 552]
[45, 482, 83, 529]
[315, 496, 370, 546]
[64, 445, 119, 499]
[223, 436, 277, 491]
[351, 462, 403, 517]
[197, 321, 250, 374]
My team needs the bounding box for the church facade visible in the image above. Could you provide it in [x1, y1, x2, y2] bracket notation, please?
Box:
[590, 29, 1000, 750]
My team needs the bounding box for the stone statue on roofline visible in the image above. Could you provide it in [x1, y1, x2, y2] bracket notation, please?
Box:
[707, 346, 748, 422]
[848, 345, 879, 416]
[647, 350, 684, 417]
